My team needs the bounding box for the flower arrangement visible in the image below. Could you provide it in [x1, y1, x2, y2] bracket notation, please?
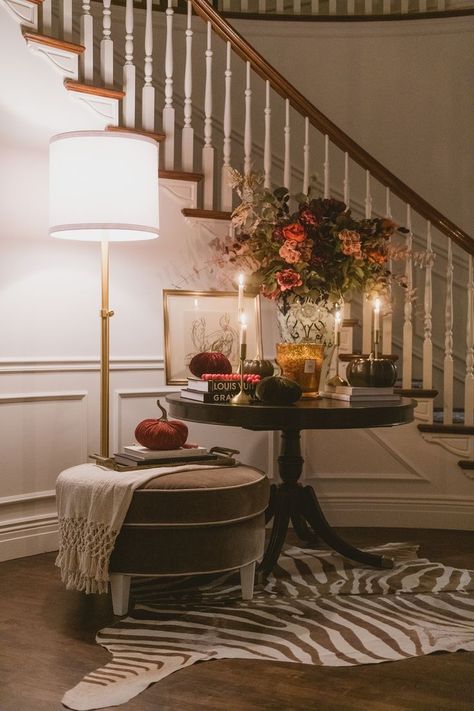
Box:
[228, 170, 413, 309]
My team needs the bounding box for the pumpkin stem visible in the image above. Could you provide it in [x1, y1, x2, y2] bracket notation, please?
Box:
[156, 399, 168, 421]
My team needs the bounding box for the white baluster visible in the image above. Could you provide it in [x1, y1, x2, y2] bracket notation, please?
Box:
[422, 222, 433, 390]
[163, 0, 175, 169]
[221, 41, 233, 211]
[323, 134, 330, 199]
[437, 0, 446, 9]
[443, 240, 454, 424]
[80, 0, 93, 83]
[283, 99, 291, 191]
[401, 0, 409, 13]
[258, 0, 266, 13]
[382, 188, 393, 356]
[223, 0, 230, 9]
[61, 0, 72, 41]
[122, 0, 135, 128]
[419, 0, 427, 11]
[101, 0, 113, 87]
[142, 0, 155, 131]
[464, 255, 474, 426]
[329, 0, 337, 13]
[402, 205, 413, 388]
[276, 0, 284, 13]
[202, 22, 214, 209]
[383, 0, 391, 13]
[42, 0, 52, 33]
[182, 1, 194, 171]
[243, 61, 252, 177]
[343, 152, 350, 207]
[294, 0, 301, 15]
[303, 117, 310, 195]
[264, 80, 271, 190]
[311, 1, 320, 15]
[242, 0, 249, 12]
[364, 170, 372, 218]
[347, 0, 355, 13]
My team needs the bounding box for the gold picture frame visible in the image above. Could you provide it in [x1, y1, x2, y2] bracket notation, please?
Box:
[163, 289, 263, 385]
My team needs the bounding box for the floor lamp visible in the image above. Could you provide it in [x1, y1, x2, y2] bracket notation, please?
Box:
[48, 131, 159, 458]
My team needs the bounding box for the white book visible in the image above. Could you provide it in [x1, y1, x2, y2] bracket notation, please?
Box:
[124, 444, 209, 460]
[324, 392, 400, 402]
[334, 385, 395, 396]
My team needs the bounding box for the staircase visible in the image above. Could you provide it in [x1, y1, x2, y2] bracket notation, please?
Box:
[1, 0, 473, 544]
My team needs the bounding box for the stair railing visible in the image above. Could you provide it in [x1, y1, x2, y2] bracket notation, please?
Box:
[33, 0, 474, 425]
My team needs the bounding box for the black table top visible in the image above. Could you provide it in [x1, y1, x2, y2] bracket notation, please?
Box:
[166, 393, 415, 432]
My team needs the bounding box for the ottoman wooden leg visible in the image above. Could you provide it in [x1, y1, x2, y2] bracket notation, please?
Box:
[240, 561, 256, 601]
[110, 574, 131, 615]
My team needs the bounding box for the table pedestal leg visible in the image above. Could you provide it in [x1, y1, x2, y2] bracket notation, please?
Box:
[259, 429, 394, 578]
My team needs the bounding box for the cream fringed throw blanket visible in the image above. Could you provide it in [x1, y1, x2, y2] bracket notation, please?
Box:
[55, 463, 218, 594]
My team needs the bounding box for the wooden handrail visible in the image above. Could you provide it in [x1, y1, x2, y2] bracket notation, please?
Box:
[191, 0, 474, 256]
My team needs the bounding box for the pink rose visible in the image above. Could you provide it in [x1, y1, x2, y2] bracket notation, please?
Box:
[338, 229, 362, 259]
[276, 269, 303, 291]
[279, 240, 301, 264]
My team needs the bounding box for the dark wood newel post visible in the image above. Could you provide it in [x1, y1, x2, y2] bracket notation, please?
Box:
[278, 430, 304, 485]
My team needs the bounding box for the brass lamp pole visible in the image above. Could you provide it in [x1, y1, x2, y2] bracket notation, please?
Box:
[100, 240, 114, 458]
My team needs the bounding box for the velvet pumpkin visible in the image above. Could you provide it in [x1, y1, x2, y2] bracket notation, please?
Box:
[255, 375, 302, 405]
[135, 400, 188, 450]
[346, 357, 397, 388]
[189, 351, 232, 378]
[242, 358, 275, 379]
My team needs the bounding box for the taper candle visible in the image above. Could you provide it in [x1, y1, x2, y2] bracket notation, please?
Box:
[237, 273, 245, 321]
[373, 297, 381, 334]
[334, 309, 342, 347]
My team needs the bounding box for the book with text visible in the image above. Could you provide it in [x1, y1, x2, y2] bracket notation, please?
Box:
[334, 385, 395, 396]
[180, 388, 235, 403]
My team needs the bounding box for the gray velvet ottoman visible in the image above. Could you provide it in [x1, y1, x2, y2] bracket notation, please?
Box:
[109, 465, 269, 614]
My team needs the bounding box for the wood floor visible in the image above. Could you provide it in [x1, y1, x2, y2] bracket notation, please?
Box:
[0, 528, 473, 711]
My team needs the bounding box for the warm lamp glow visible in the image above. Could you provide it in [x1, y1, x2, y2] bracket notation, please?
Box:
[49, 131, 159, 242]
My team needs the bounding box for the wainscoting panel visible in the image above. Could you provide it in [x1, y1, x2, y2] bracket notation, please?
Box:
[0, 391, 88, 560]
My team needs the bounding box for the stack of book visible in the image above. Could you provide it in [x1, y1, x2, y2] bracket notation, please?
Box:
[181, 374, 261, 403]
[114, 444, 211, 467]
[323, 385, 400, 402]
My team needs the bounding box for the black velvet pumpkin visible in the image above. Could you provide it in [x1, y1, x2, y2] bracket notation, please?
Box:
[242, 358, 275, 378]
[255, 375, 302, 405]
[346, 357, 397, 387]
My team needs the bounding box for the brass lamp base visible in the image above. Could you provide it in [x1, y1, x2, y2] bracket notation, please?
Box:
[230, 389, 252, 405]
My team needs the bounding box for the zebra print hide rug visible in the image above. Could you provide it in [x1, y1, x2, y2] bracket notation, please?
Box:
[62, 543, 474, 710]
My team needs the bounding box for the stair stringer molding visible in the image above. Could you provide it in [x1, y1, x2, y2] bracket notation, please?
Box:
[300, 418, 474, 530]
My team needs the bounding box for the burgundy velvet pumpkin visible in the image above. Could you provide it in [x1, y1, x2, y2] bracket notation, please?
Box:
[189, 351, 232, 378]
[135, 400, 188, 450]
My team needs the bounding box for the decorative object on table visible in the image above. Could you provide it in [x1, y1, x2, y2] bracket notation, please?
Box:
[182, 373, 261, 403]
[326, 307, 348, 389]
[275, 342, 325, 397]
[188, 351, 233, 378]
[255, 375, 302, 405]
[346, 354, 398, 388]
[225, 171, 428, 396]
[242, 357, 275, 378]
[135, 400, 188, 450]
[48, 131, 159, 458]
[323, 385, 400, 402]
[62, 544, 474, 711]
[163, 290, 263, 385]
[230, 317, 253, 405]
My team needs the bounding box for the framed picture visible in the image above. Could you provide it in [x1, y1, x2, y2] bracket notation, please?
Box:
[163, 289, 263, 385]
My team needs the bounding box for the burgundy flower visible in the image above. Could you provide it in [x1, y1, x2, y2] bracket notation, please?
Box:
[276, 269, 303, 291]
[299, 209, 319, 227]
[282, 222, 306, 243]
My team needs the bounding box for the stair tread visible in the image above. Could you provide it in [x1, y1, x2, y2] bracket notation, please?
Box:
[182, 208, 232, 220]
[394, 387, 438, 399]
[106, 125, 165, 143]
[162, 171, 204, 182]
[64, 80, 125, 99]
[418, 423, 474, 434]
[22, 31, 85, 54]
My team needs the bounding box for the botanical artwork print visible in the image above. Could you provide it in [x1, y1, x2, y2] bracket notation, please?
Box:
[184, 309, 239, 365]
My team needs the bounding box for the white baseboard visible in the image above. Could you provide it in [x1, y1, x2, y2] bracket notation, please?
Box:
[0, 513, 58, 562]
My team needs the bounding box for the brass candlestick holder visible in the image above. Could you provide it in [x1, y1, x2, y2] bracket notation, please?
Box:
[325, 332, 348, 388]
[374, 329, 380, 359]
[230, 343, 252, 405]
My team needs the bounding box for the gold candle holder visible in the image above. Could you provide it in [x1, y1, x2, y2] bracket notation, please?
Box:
[230, 343, 252, 405]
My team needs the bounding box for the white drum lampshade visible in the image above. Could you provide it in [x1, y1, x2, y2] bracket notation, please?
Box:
[49, 130, 159, 242]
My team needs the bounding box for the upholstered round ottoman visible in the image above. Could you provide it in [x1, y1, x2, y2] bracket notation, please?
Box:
[109, 465, 269, 614]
